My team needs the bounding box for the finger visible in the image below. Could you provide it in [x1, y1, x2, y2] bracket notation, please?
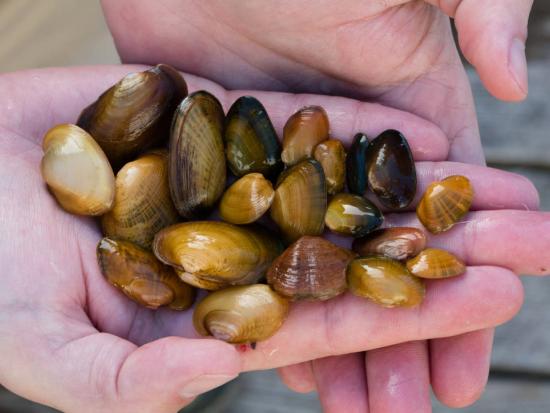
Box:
[277, 362, 316, 393]
[366, 341, 431, 413]
[239, 265, 523, 370]
[312, 353, 369, 413]
[387, 210, 550, 276]
[0, 66, 449, 161]
[430, 329, 494, 408]
[426, 0, 533, 101]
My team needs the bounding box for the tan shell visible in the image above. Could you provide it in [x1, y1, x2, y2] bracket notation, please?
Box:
[313, 139, 346, 195]
[41, 124, 115, 215]
[406, 248, 466, 279]
[417, 175, 474, 234]
[352, 227, 426, 261]
[193, 284, 289, 344]
[101, 150, 179, 248]
[97, 237, 194, 310]
[347, 257, 425, 308]
[281, 106, 329, 166]
[219, 173, 275, 225]
[267, 236, 356, 301]
[153, 221, 283, 290]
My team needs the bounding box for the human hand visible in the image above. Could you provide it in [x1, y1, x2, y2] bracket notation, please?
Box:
[0, 65, 545, 413]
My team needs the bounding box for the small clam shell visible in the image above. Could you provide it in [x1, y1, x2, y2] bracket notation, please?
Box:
[169, 91, 226, 219]
[267, 236, 356, 301]
[270, 159, 327, 243]
[416, 175, 474, 234]
[97, 237, 194, 310]
[346, 133, 370, 195]
[219, 173, 275, 225]
[406, 248, 466, 279]
[224, 96, 282, 177]
[281, 106, 329, 166]
[77, 64, 188, 167]
[153, 221, 283, 290]
[313, 139, 346, 195]
[101, 150, 179, 248]
[366, 130, 416, 209]
[347, 257, 425, 308]
[325, 193, 383, 237]
[352, 227, 426, 261]
[41, 124, 115, 215]
[193, 284, 289, 344]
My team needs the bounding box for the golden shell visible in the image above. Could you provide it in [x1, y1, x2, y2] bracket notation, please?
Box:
[313, 139, 346, 195]
[406, 248, 466, 279]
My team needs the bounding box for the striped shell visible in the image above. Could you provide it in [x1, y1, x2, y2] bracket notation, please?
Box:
[416, 175, 473, 234]
[406, 248, 466, 279]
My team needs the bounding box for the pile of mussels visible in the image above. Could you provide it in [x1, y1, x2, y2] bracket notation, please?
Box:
[40, 64, 474, 345]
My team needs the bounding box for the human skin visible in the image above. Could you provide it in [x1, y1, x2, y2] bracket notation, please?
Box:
[99, 0, 535, 409]
[0, 65, 548, 413]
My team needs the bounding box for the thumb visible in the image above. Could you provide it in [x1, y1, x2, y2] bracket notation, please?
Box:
[427, 0, 533, 101]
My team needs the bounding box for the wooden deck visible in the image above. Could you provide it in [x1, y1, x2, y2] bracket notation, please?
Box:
[0, 0, 549, 411]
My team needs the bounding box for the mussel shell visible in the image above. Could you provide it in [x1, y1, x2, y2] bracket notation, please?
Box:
[224, 96, 282, 178]
[153, 221, 283, 290]
[219, 173, 275, 225]
[101, 150, 179, 248]
[346, 133, 370, 195]
[169, 91, 226, 219]
[324, 193, 383, 237]
[267, 236, 356, 301]
[366, 130, 416, 209]
[41, 124, 115, 215]
[352, 227, 426, 261]
[406, 248, 466, 279]
[193, 284, 289, 344]
[281, 106, 329, 166]
[347, 257, 425, 308]
[313, 139, 346, 195]
[270, 159, 327, 243]
[97, 237, 194, 310]
[416, 175, 473, 234]
[77, 64, 188, 167]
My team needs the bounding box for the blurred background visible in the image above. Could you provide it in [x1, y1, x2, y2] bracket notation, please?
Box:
[0, 0, 549, 412]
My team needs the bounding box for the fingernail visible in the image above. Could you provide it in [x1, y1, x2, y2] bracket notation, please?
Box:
[180, 374, 238, 398]
[509, 38, 528, 95]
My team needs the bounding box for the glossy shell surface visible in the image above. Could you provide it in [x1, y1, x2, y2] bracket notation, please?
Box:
[406, 248, 466, 279]
[352, 227, 426, 261]
[325, 193, 383, 237]
[313, 139, 346, 195]
[346, 133, 370, 195]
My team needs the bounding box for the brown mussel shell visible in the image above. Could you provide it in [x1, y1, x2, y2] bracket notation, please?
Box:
[416, 175, 474, 234]
[193, 284, 289, 344]
[366, 130, 416, 210]
[101, 150, 179, 249]
[77, 64, 188, 167]
[169, 91, 226, 219]
[324, 193, 383, 237]
[347, 257, 425, 308]
[281, 106, 329, 166]
[270, 159, 327, 243]
[224, 96, 282, 178]
[346, 133, 370, 195]
[219, 173, 275, 225]
[313, 139, 346, 195]
[97, 237, 194, 310]
[406, 248, 466, 279]
[352, 227, 426, 261]
[267, 236, 356, 301]
[41, 124, 115, 215]
[153, 221, 283, 290]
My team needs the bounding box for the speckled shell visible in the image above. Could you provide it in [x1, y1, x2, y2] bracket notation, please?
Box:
[347, 257, 425, 308]
[324, 193, 383, 237]
[313, 139, 346, 195]
[101, 150, 179, 248]
[416, 175, 474, 234]
[267, 236, 356, 301]
[406, 248, 466, 279]
[352, 227, 426, 261]
[97, 237, 194, 310]
[193, 284, 289, 344]
[153, 221, 283, 290]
